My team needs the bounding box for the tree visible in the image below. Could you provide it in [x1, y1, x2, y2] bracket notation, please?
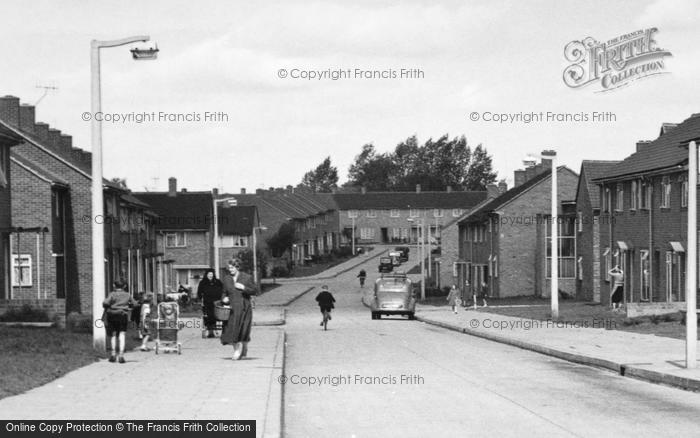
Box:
[301, 157, 339, 192]
[345, 134, 497, 191]
[266, 222, 298, 258]
[237, 248, 267, 276]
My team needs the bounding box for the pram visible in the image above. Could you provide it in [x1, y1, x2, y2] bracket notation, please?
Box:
[154, 302, 183, 354]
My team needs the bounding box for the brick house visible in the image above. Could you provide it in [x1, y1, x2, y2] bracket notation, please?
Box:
[458, 165, 579, 299]
[216, 204, 259, 264]
[593, 114, 700, 316]
[0, 114, 23, 301]
[0, 95, 160, 321]
[574, 160, 620, 302]
[134, 178, 214, 292]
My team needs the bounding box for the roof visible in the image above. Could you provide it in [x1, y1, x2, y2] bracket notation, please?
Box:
[596, 113, 700, 180]
[132, 192, 213, 230]
[218, 205, 257, 235]
[10, 152, 69, 186]
[459, 166, 578, 224]
[332, 191, 486, 210]
[578, 160, 620, 208]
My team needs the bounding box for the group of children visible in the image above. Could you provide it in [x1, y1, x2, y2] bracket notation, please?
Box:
[445, 282, 489, 314]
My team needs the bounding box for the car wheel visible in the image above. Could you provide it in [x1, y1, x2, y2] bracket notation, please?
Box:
[408, 313, 415, 320]
[376, 313, 381, 320]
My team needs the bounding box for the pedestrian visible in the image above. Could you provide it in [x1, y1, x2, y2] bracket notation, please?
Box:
[220, 259, 258, 360]
[103, 280, 135, 363]
[446, 285, 460, 314]
[198, 268, 223, 338]
[138, 292, 154, 351]
[315, 285, 336, 326]
[480, 281, 489, 307]
[357, 269, 367, 287]
[609, 265, 624, 311]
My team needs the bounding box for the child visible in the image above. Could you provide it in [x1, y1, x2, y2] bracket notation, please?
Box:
[479, 281, 489, 307]
[315, 285, 336, 326]
[446, 285, 460, 314]
[103, 280, 135, 363]
[138, 292, 154, 351]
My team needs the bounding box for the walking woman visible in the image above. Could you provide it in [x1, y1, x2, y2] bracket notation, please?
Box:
[609, 265, 624, 311]
[221, 259, 258, 360]
[446, 285, 461, 314]
[103, 280, 135, 363]
[198, 268, 223, 338]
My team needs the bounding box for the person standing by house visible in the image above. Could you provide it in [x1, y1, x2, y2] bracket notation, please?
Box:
[198, 268, 223, 338]
[479, 281, 489, 307]
[103, 280, 135, 363]
[609, 265, 624, 311]
[221, 260, 258, 360]
[446, 285, 461, 314]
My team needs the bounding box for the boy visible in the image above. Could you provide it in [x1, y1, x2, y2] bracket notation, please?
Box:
[103, 280, 135, 363]
[315, 285, 336, 326]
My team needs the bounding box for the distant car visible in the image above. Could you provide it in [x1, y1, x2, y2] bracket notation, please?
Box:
[371, 273, 416, 320]
[378, 257, 394, 273]
[394, 246, 409, 262]
[388, 251, 402, 265]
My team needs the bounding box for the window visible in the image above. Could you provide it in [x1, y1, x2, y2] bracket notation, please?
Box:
[348, 210, 359, 218]
[452, 208, 462, 217]
[630, 181, 638, 210]
[546, 217, 576, 278]
[165, 232, 186, 248]
[409, 209, 419, 218]
[603, 188, 611, 213]
[681, 176, 688, 208]
[220, 235, 248, 248]
[433, 209, 443, 218]
[360, 228, 375, 240]
[640, 180, 651, 209]
[11, 255, 32, 287]
[640, 250, 650, 301]
[661, 176, 671, 208]
[615, 183, 624, 211]
[366, 209, 376, 218]
[390, 209, 400, 218]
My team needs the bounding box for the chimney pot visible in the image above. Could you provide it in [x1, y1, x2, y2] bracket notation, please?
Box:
[181, 188, 187, 193]
[636, 140, 652, 152]
[212, 188, 219, 197]
[256, 189, 264, 195]
[241, 188, 247, 194]
[168, 177, 177, 197]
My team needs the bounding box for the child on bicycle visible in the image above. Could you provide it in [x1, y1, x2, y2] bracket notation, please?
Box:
[315, 285, 336, 326]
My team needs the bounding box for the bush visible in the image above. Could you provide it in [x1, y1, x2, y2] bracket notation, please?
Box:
[66, 312, 94, 333]
[0, 305, 50, 322]
[271, 266, 290, 278]
[332, 246, 353, 258]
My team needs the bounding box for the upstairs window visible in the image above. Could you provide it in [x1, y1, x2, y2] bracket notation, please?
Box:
[390, 209, 400, 218]
[615, 183, 624, 211]
[661, 176, 671, 208]
[165, 232, 186, 248]
[366, 209, 377, 218]
[681, 176, 689, 208]
[630, 181, 638, 210]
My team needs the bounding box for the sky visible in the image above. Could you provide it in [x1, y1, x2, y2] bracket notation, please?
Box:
[2, 0, 699, 193]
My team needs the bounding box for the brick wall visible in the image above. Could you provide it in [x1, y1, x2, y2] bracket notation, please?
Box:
[575, 173, 595, 301]
[160, 230, 211, 267]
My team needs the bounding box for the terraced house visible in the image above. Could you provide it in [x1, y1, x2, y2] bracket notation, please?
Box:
[594, 113, 700, 316]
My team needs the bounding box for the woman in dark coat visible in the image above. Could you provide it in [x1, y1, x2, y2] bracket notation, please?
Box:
[197, 268, 223, 338]
[220, 259, 258, 360]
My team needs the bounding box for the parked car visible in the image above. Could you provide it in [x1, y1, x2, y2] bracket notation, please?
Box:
[378, 257, 394, 273]
[388, 251, 402, 265]
[371, 273, 415, 320]
[394, 246, 409, 262]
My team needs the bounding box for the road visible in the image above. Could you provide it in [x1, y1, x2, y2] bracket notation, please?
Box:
[282, 248, 700, 437]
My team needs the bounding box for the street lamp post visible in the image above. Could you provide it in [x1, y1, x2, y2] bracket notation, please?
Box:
[351, 215, 356, 255]
[91, 35, 155, 352]
[683, 140, 698, 369]
[213, 197, 237, 277]
[408, 217, 426, 300]
[252, 225, 268, 285]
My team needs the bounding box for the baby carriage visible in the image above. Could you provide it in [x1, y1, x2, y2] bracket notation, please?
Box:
[154, 302, 183, 354]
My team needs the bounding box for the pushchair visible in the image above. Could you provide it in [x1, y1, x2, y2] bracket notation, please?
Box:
[154, 302, 183, 354]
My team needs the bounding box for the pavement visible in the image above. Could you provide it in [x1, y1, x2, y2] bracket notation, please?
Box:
[0, 283, 314, 438]
[415, 305, 700, 392]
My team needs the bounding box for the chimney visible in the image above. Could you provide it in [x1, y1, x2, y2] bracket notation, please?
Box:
[47, 128, 62, 153]
[60, 135, 73, 157]
[168, 177, 177, 197]
[212, 188, 219, 197]
[240, 188, 246, 194]
[256, 189, 264, 195]
[80, 151, 92, 168]
[0, 95, 20, 127]
[514, 170, 526, 188]
[71, 147, 83, 163]
[286, 185, 293, 194]
[446, 186, 452, 193]
[486, 184, 499, 199]
[416, 184, 421, 193]
[498, 180, 508, 194]
[181, 188, 187, 193]
[361, 186, 367, 194]
[34, 122, 50, 142]
[636, 140, 651, 152]
[19, 104, 35, 135]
